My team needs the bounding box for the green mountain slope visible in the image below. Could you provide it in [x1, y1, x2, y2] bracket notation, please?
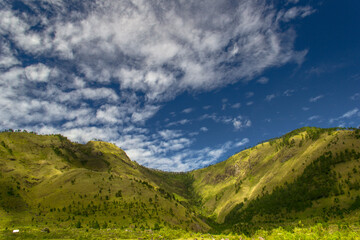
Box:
[191, 127, 360, 232]
[0, 131, 209, 232]
[1, 127, 360, 236]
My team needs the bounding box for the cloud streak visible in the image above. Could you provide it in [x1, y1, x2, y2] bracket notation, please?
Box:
[329, 108, 360, 126]
[309, 95, 324, 102]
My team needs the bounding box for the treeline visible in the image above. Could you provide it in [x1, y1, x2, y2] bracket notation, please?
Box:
[0, 129, 71, 142]
[1, 129, 37, 134]
[267, 127, 360, 148]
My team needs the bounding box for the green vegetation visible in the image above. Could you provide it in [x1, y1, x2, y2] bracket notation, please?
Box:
[1, 127, 360, 238]
[226, 149, 360, 234]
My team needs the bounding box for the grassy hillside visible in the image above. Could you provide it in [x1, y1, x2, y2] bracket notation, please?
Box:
[191, 127, 360, 232]
[0, 131, 209, 233]
[1, 127, 360, 238]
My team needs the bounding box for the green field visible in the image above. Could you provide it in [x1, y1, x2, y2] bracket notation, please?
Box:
[1, 222, 360, 239]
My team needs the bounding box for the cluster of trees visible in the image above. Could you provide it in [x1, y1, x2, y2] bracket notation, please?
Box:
[268, 127, 350, 147]
[35, 196, 172, 230]
[225, 149, 360, 234]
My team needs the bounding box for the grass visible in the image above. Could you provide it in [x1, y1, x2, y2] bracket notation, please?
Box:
[1, 127, 360, 238]
[0, 131, 210, 232]
[191, 128, 360, 224]
[1, 222, 360, 239]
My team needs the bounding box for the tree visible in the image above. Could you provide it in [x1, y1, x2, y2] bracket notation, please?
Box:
[75, 220, 82, 228]
[116, 190, 122, 198]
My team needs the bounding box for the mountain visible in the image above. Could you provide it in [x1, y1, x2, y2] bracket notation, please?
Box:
[1, 127, 360, 236]
[191, 127, 360, 233]
[0, 131, 209, 232]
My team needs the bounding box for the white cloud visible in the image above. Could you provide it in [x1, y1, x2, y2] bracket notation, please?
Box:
[0, 0, 315, 171]
[131, 105, 160, 124]
[25, 64, 53, 82]
[208, 148, 226, 159]
[231, 103, 241, 109]
[188, 132, 199, 137]
[308, 115, 320, 121]
[283, 89, 295, 96]
[341, 108, 359, 118]
[80, 88, 119, 101]
[287, 0, 300, 4]
[166, 119, 191, 127]
[2, 0, 311, 101]
[158, 129, 182, 140]
[204, 141, 233, 162]
[309, 95, 324, 102]
[0, 40, 20, 68]
[302, 107, 310, 111]
[113, 128, 224, 171]
[350, 93, 360, 100]
[329, 108, 359, 125]
[200, 114, 251, 131]
[200, 127, 208, 132]
[235, 138, 249, 147]
[265, 94, 276, 101]
[246, 92, 254, 98]
[96, 105, 124, 124]
[182, 108, 194, 114]
[246, 101, 254, 106]
[282, 6, 315, 22]
[232, 117, 251, 130]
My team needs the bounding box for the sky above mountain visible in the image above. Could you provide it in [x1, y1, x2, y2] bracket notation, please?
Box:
[0, 0, 359, 171]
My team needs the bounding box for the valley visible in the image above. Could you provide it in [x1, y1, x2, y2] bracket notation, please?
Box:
[1, 127, 360, 239]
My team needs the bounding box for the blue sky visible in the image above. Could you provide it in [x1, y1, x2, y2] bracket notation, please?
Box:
[0, 0, 359, 171]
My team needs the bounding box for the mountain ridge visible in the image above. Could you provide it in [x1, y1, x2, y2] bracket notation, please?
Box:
[1, 127, 360, 235]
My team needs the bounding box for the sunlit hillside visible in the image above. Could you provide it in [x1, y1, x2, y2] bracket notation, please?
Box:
[0, 131, 209, 234]
[1, 127, 360, 238]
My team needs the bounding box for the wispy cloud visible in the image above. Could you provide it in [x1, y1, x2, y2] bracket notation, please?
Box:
[309, 95, 324, 102]
[200, 127, 208, 132]
[233, 117, 252, 130]
[308, 115, 320, 121]
[158, 129, 182, 140]
[257, 77, 269, 84]
[166, 119, 190, 127]
[350, 93, 360, 100]
[235, 138, 250, 147]
[329, 108, 359, 125]
[200, 114, 251, 131]
[306, 64, 345, 76]
[302, 107, 310, 111]
[265, 94, 276, 101]
[182, 108, 194, 114]
[341, 108, 359, 118]
[231, 103, 241, 109]
[283, 89, 295, 96]
[282, 6, 316, 22]
[246, 92, 254, 98]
